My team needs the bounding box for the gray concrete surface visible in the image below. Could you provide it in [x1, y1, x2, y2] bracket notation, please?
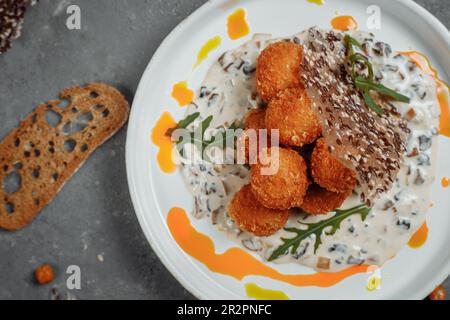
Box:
[0, 0, 448, 300]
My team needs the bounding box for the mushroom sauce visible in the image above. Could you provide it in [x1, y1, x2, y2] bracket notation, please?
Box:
[179, 28, 439, 272]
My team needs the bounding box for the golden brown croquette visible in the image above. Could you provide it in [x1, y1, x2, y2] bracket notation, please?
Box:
[300, 184, 351, 215]
[245, 108, 266, 130]
[228, 184, 289, 236]
[266, 87, 321, 147]
[237, 108, 268, 164]
[251, 147, 309, 209]
[311, 138, 356, 193]
[256, 41, 303, 102]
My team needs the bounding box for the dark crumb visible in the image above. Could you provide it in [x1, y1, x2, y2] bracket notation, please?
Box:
[35, 263, 55, 285]
[0, 0, 38, 54]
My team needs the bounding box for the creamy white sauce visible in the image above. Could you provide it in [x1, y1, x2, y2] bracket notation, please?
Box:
[180, 30, 440, 272]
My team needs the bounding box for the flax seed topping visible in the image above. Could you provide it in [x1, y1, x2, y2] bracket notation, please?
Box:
[298, 27, 408, 206]
[0, 0, 37, 54]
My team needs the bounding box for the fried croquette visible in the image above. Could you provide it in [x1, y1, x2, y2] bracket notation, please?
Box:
[300, 184, 351, 215]
[311, 138, 356, 193]
[251, 147, 309, 209]
[228, 184, 289, 236]
[237, 108, 268, 164]
[245, 108, 266, 130]
[256, 41, 303, 102]
[265, 87, 321, 147]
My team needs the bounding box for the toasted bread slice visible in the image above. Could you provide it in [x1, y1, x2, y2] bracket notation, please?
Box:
[0, 83, 129, 230]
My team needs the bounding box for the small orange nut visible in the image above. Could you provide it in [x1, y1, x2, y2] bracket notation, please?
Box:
[429, 285, 446, 300]
[35, 264, 55, 285]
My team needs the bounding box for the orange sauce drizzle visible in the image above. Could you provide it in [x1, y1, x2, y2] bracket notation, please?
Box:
[330, 16, 358, 31]
[151, 112, 177, 173]
[167, 207, 368, 287]
[442, 177, 450, 188]
[307, 0, 324, 5]
[171, 81, 194, 107]
[227, 8, 250, 40]
[400, 51, 450, 137]
[408, 222, 428, 249]
[194, 36, 222, 68]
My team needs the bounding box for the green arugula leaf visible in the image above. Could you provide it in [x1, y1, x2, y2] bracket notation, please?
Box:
[363, 91, 384, 116]
[175, 115, 244, 161]
[165, 112, 200, 139]
[345, 35, 411, 116]
[355, 77, 410, 103]
[268, 204, 370, 261]
[344, 34, 362, 56]
[179, 115, 213, 155]
[345, 35, 363, 49]
[177, 112, 200, 129]
[175, 115, 211, 157]
[350, 53, 374, 81]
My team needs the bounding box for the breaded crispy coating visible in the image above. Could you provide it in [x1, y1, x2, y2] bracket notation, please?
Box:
[245, 108, 266, 130]
[251, 147, 309, 209]
[300, 184, 351, 215]
[228, 184, 289, 236]
[311, 138, 356, 193]
[237, 108, 268, 164]
[266, 87, 321, 147]
[256, 41, 303, 102]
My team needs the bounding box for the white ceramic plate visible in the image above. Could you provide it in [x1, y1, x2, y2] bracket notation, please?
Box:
[126, 0, 450, 299]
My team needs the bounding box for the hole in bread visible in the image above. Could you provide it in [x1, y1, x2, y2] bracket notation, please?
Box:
[93, 104, 104, 110]
[31, 114, 38, 123]
[52, 173, 59, 183]
[101, 109, 110, 118]
[71, 107, 78, 113]
[48, 141, 55, 153]
[64, 139, 77, 152]
[3, 171, 22, 194]
[32, 168, 40, 178]
[80, 144, 88, 152]
[34, 149, 41, 157]
[62, 112, 94, 135]
[4, 202, 14, 214]
[3, 165, 8, 172]
[13, 162, 23, 170]
[14, 138, 20, 147]
[45, 109, 62, 128]
[62, 122, 71, 135]
[24, 151, 31, 158]
[57, 98, 70, 108]
[90, 91, 99, 98]
[78, 111, 94, 122]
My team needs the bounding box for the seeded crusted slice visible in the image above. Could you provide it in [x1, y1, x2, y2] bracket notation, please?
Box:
[0, 0, 38, 54]
[298, 27, 408, 206]
[0, 83, 129, 231]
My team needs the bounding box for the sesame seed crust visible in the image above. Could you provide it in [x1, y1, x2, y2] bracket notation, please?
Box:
[0, 0, 37, 54]
[298, 27, 408, 206]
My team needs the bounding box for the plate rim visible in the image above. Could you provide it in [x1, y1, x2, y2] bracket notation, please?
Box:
[126, 0, 450, 300]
